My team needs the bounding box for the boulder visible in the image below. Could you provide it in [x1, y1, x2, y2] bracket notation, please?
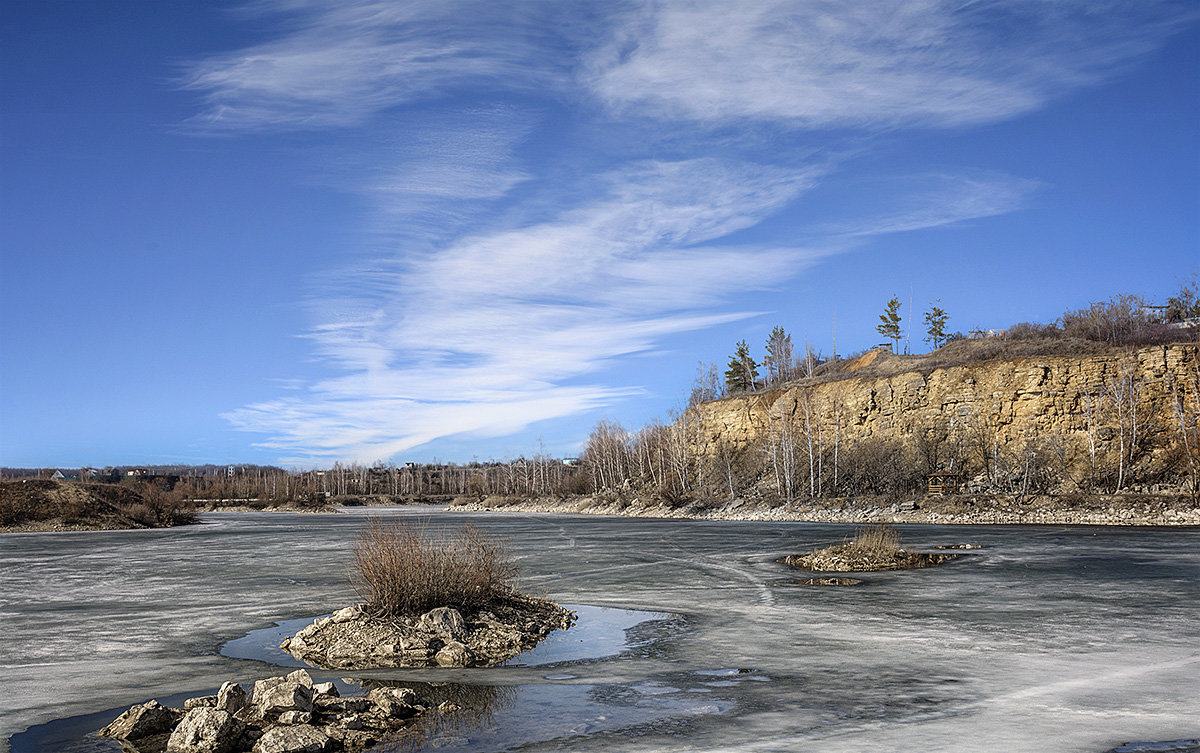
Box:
[434, 641, 474, 667]
[258, 682, 314, 717]
[185, 696, 218, 710]
[277, 710, 312, 725]
[418, 607, 466, 640]
[251, 725, 332, 753]
[166, 707, 245, 753]
[286, 670, 314, 688]
[330, 606, 361, 624]
[368, 688, 421, 719]
[217, 681, 248, 714]
[99, 699, 180, 740]
[312, 682, 338, 698]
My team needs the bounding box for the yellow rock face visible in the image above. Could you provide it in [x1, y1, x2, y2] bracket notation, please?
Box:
[690, 343, 1200, 481]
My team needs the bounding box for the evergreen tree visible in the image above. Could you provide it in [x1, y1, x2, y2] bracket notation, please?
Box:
[924, 301, 950, 349]
[876, 296, 903, 350]
[724, 340, 759, 393]
[763, 326, 794, 386]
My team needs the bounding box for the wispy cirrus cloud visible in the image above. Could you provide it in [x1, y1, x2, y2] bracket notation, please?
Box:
[201, 0, 1189, 463]
[586, 0, 1195, 128]
[225, 158, 825, 462]
[821, 172, 1043, 238]
[181, 0, 600, 130]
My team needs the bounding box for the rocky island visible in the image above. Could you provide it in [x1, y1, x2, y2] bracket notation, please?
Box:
[282, 518, 574, 668]
[779, 524, 963, 572]
[100, 669, 434, 753]
[282, 594, 575, 669]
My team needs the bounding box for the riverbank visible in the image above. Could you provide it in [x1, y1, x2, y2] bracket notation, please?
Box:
[460, 492, 1200, 526]
[0, 480, 196, 533]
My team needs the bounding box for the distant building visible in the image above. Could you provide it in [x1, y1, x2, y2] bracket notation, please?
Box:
[927, 471, 963, 496]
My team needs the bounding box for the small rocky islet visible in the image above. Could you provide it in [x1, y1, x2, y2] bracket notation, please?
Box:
[778, 544, 961, 572]
[100, 669, 437, 753]
[281, 593, 576, 669]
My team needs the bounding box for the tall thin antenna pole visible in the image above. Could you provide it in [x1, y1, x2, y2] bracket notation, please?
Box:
[906, 286, 913, 355]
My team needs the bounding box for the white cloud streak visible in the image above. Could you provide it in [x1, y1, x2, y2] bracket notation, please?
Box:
[586, 0, 1195, 128]
[225, 158, 824, 463]
[182, 0, 596, 130]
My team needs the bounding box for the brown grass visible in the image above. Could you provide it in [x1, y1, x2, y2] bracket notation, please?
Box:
[845, 523, 902, 558]
[352, 518, 517, 616]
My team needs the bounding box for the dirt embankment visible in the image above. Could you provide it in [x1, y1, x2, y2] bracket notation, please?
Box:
[459, 492, 1200, 526]
[0, 480, 197, 532]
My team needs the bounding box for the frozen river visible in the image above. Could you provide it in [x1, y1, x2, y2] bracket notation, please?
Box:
[2, 508, 1198, 752]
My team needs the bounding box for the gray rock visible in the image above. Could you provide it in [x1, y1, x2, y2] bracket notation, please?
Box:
[166, 707, 245, 753]
[330, 606, 361, 624]
[99, 699, 180, 740]
[312, 682, 338, 698]
[184, 696, 218, 710]
[368, 687, 420, 719]
[252, 725, 332, 753]
[277, 710, 312, 725]
[419, 607, 466, 640]
[259, 682, 314, 717]
[252, 677, 287, 706]
[434, 641, 474, 667]
[285, 669, 313, 688]
[217, 681, 248, 714]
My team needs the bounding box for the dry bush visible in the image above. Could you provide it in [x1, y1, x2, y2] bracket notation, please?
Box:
[352, 518, 517, 615]
[846, 523, 902, 557]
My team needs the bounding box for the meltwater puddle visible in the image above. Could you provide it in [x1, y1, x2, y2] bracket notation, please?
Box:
[220, 604, 671, 668]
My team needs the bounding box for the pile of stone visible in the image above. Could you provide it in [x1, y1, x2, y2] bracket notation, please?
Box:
[281, 592, 576, 669]
[99, 669, 432, 753]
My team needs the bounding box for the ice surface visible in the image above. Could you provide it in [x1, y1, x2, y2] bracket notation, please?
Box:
[2, 508, 1198, 752]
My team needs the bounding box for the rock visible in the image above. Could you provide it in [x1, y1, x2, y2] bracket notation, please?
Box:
[316, 696, 374, 715]
[99, 699, 180, 740]
[185, 696, 218, 710]
[286, 669, 313, 688]
[437, 701, 462, 713]
[166, 707, 245, 753]
[418, 607, 466, 640]
[368, 688, 421, 719]
[258, 681, 314, 717]
[330, 606, 361, 624]
[253, 677, 287, 705]
[433, 641, 475, 667]
[252, 725, 332, 753]
[217, 681, 248, 714]
[278, 710, 313, 725]
[312, 682, 338, 698]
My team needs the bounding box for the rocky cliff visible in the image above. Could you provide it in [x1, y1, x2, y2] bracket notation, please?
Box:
[691, 343, 1199, 490]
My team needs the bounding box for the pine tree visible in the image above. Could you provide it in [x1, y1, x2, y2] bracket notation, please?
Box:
[763, 326, 794, 386]
[724, 340, 759, 394]
[876, 296, 903, 350]
[924, 301, 950, 350]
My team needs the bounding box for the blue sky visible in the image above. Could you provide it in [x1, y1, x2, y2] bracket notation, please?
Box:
[2, 0, 1197, 468]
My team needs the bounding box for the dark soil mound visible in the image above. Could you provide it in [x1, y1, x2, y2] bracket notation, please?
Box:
[0, 480, 195, 531]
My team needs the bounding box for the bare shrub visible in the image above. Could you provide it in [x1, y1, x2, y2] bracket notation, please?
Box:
[1005, 322, 1061, 340]
[352, 518, 517, 615]
[847, 523, 902, 557]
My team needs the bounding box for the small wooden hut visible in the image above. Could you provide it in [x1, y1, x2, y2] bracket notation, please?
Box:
[926, 471, 963, 495]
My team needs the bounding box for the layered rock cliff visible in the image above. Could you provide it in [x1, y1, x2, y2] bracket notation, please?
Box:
[691, 343, 1199, 489]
